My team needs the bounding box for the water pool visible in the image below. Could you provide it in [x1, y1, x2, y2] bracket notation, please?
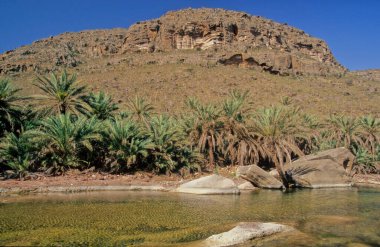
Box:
[0, 187, 379, 246]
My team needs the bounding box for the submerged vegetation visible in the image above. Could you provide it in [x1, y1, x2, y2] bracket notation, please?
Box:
[0, 71, 379, 184]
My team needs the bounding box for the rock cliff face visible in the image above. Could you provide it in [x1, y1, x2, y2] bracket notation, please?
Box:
[0, 8, 346, 76]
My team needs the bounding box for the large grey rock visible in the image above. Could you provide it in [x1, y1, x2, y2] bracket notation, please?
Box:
[240, 165, 284, 189]
[236, 165, 254, 177]
[174, 174, 239, 195]
[294, 147, 355, 173]
[238, 181, 257, 190]
[286, 158, 352, 188]
[204, 222, 292, 247]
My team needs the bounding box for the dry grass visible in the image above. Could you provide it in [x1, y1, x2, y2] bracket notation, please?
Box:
[8, 51, 380, 117]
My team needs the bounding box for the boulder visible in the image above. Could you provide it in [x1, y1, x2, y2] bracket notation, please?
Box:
[204, 222, 293, 247]
[285, 158, 352, 188]
[236, 165, 254, 177]
[237, 181, 257, 190]
[294, 147, 355, 173]
[174, 174, 239, 195]
[269, 169, 280, 178]
[240, 165, 284, 189]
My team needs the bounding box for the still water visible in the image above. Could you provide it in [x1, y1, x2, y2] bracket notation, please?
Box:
[0, 187, 379, 246]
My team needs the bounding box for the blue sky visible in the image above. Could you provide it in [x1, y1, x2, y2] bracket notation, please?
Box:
[1, 0, 379, 70]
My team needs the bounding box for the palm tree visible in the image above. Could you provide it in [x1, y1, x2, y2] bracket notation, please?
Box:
[127, 96, 154, 126]
[82, 91, 119, 120]
[251, 106, 308, 187]
[32, 114, 102, 174]
[148, 115, 179, 172]
[104, 118, 153, 172]
[326, 115, 361, 149]
[220, 90, 260, 166]
[351, 146, 378, 174]
[222, 90, 251, 122]
[358, 115, 380, 156]
[147, 115, 200, 173]
[33, 70, 87, 115]
[185, 97, 223, 170]
[0, 131, 36, 179]
[0, 79, 23, 137]
[300, 113, 324, 153]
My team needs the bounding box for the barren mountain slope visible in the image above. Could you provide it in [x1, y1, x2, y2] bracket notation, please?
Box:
[0, 8, 378, 116]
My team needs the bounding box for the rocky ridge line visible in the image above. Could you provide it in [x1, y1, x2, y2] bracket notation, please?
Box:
[0, 8, 346, 76]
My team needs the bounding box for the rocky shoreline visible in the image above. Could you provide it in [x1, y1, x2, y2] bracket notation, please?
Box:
[0, 172, 378, 195]
[1, 148, 379, 195]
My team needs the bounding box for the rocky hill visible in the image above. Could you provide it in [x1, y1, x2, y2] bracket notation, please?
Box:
[1, 8, 345, 76]
[0, 8, 378, 116]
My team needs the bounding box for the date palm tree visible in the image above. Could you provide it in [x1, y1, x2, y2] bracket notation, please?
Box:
[220, 90, 260, 166]
[33, 70, 87, 116]
[326, 115, 361, 148]
[0, 131, 36, 179]
[127, 96, 154, 126]
[358, 115, 380, 156]
[32, 114, 102, 174]
[82, 91, 119, 120]
[185, 97, 223, 170]
[147, 115, 200, 173]
[300, 113, 324, 153]
[251, 106, 308, 187]
[104, 118, 153, 172]
[0, 79, 23, 136]
[148, 115, 179, 172]
[222, 90, 252, 122]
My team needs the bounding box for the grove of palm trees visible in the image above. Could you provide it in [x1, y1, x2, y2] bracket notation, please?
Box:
[0, 71, 379, 187]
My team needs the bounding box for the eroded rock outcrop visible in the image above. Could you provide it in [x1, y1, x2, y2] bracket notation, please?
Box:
[0, 8, 346, 76]
[293, 147, 355, 173]
[238, 165, 284, 189]
[285, 158, 352, 188]
[121, 8, 345, 75]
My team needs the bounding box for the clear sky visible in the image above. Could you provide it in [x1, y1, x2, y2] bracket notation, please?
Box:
[1, 0, 379, 71]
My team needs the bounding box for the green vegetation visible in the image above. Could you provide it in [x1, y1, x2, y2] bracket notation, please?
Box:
[0, 71, 379, 184]
[0, 79, 24, 136]
[33, 70, 87, 115]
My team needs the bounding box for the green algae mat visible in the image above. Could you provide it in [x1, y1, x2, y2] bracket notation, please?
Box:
[0, 188, 379, 246]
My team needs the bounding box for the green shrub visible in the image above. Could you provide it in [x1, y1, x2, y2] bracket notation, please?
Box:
[81, 91, 118, 120]
[352, 146, 378, 174]
[103, 118, 153, 172]
[147, 115, 200, 173]
[32, 114, 102, 174]
[0, 131, 37, 178]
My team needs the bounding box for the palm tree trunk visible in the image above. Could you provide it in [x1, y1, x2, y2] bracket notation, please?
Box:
[206, 136, 215, 170]
[60, 104, 67, 115]
[273, 160, 287, 188]
[273, 149, 289, 188]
